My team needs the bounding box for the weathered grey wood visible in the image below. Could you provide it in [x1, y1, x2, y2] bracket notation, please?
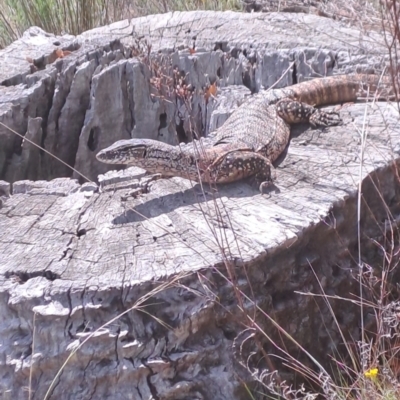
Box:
[0, 10, 399, 400]
[1, 101, 399, 399]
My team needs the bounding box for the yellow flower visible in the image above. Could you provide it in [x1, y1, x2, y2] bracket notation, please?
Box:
[364, 368, 379, 379]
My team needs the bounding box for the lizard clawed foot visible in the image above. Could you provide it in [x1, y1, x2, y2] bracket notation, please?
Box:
[309, 109, 342, 127]
[248, 166, 276, 193]
[259, 180, 274, 194]
[277, 98, 343, 127]
[247, 176, 276, 194]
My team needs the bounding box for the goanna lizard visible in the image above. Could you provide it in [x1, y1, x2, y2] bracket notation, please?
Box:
[96, 74, 392, 191]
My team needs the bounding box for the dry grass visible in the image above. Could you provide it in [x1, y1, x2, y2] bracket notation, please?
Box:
[0, 0, 241, 48]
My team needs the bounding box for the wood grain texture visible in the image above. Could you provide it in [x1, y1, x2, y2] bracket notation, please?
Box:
[0, 10, 399, 400]
[1, 102, 400, 398]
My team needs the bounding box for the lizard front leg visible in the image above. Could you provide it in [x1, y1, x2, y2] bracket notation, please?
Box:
[201, 148, 274, 192]
[276, 98, 342, 126]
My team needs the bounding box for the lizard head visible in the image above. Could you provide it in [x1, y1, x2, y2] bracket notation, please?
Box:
[96, 139, 153, 165]
[96, 138, 199, 179]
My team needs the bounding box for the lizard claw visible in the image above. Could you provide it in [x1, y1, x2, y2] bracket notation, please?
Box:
[248, 172, 274, 193]
[309, 109, 342, 127]
[259, 180, 273, 193]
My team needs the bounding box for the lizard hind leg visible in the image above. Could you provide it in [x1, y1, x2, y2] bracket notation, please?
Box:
[203, 148, 274, 192]
[276, 98, 342, 127]
[309, 108, 342, 127]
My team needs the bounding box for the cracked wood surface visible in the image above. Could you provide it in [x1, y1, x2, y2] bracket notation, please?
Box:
[1, 102, 399, 286]
[0, 11, 389, 183]
[1, 10, 400, 400]
[1, 103, 400, 400]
